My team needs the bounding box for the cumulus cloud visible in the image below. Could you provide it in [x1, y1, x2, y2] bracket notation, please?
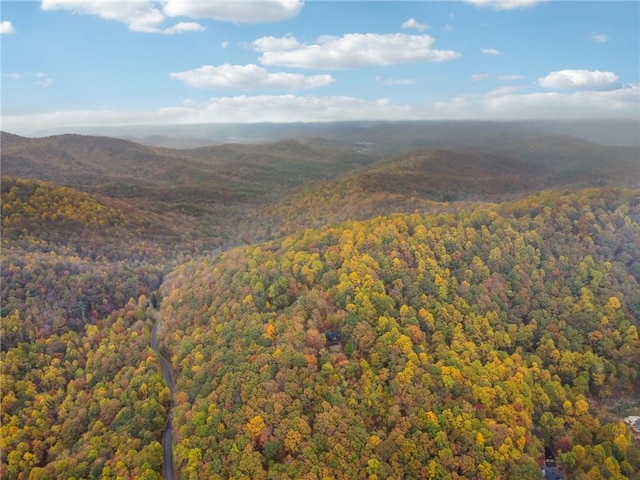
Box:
[538, 69, 618, 90]
[255, 33, 461, 69]
[163, 0, 303, 24]
[1, 20, 16, 34]
[589, 33, 609, 43]
[375, 77, 417, 86]
[472, 73, 490, 81]
[481, 48, 501, 56]
[252, 35, 301, 53]
[401, 18, 428, 32]
[464, 0, 543, 10]
[163, 21, 206, 34]
[41, 0, 167, 32]
[170, 64, 334, 90]
[41, 0, 297, 32]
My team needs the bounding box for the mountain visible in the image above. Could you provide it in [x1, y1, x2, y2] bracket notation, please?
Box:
[2, 128, 640, 479]
[1, 132, 198, 195]
[247, 137, 639, 239]
[1, 132, 377, 204]
[24, 119, 640, 148]
[480, 135, 640, 188]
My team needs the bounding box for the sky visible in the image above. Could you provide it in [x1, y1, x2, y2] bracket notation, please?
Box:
[1, 0, 639, 134]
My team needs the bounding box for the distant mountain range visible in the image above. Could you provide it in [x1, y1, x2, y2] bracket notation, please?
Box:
[17, 119, 640, 148]
[3, 128, 638, 244]
[1, 131, 377, 205]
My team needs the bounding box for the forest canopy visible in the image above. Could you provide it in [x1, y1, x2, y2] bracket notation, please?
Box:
[158, 188, 640, 479]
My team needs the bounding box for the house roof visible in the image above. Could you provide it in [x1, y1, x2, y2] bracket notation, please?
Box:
[325, 330, 341, 341]
[542, 466, 564, 480]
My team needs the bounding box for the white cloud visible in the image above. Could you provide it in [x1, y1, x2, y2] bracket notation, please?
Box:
[170, 64, 334, 90]
[481, 48, 501, 56]
[221, 41, 230, 49]
[589, 33, 609, 43]
[442, 24, 453, 32]
[162, 21, 206, 34]
[1, 95, 416, 133]
[34, 72, 54, 87]
[432, 84, 639, 119]
[483, 85, 639, 117]
[498, 74, 524, 81]
[375, 77, 417, 86]
[3, 109, 168, 133]
[40, 0, 297, 32]
[252, 35, 301, 53]
[4, 84, 638, 135]
[3, 71, 53, 86]
[0, 20, 16, 34]
[538, 69, 618, 90]
[464, 0, 543, 10]
[184, 95, 414, 122]
[472, 73, 490, 81]
[255, 33, 461, 69]
[401, 18, 428, 32]
[41, 0, 166, 32]
[163, 0, 303, 24]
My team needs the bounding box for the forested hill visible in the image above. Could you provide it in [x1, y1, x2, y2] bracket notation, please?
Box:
[0, 132, 377, 204]
[159, 188, 640, 479]
[477, 135, 640, 188]
[248, 138, 640, 240]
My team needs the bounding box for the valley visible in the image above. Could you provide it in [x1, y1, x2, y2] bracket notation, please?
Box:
[1, 123, 639, 479]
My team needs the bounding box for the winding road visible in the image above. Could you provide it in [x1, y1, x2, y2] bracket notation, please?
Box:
[151, 311, 177, 480]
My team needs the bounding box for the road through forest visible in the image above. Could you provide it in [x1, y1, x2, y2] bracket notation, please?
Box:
[151, 311, 177, 480]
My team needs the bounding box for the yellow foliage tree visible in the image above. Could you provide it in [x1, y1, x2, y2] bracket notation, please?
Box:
[246, 415, 266, 437]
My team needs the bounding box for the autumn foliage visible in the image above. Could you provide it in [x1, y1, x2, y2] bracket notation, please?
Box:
[158, 188, 640, 479]
[2, 134, 639, 480]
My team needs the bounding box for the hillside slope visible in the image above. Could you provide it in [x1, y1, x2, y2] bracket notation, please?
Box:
[1, 132, 376, 203]
[1, 178, 174, 479]
[248, 136, 639, 239]
[0, 176, 175, 344]
[159, 188, 640, 479]
[479, 135, 640, 188]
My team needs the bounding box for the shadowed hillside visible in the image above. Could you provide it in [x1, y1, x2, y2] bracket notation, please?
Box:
[479, 135, 640, 188]
[1, 132, 376, 203]
[246, 137, 639, 239]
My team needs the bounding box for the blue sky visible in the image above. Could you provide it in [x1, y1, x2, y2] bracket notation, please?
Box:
[1, 1, 638, 134]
